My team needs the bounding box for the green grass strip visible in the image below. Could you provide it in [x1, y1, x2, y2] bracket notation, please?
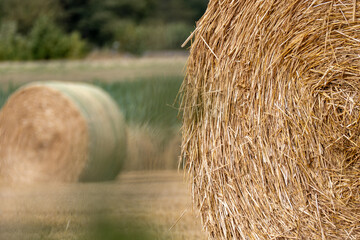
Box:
[1, 76, 183, 129]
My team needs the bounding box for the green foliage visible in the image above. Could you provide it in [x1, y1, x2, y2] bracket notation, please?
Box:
[0, 17, 88, 61]
[110, 21, 192, 55]
[0, 0, 207, 59]
[152, 0, 207, 23]
[102, 0, 155, 22]
[59, 0, 206, 47]
[0, 0, 63, 33]
[88, 216, 157, 240]
[59, 0, 156, 46]
[67, 32, 89, 58]
[29, 17, 88, 60]
[0, 22, 31, 60]
[108, 20, 147, 55]
[163, 22, 193, 49]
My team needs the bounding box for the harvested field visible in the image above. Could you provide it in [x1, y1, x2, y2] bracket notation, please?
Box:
[0, 171, 206, 240]
[0, 55, 187, 84]
[0, 56, 200, 238]
[0, 57, 185, 172]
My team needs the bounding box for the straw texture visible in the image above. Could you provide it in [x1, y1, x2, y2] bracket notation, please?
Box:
[0, 82, 126, 184]
[180, 0, 360, 239]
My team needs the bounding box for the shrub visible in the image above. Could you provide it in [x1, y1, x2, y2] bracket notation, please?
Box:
[0, 17, 89, 61]
[109, 20, 146, 55]
[164, 22, 192, 49]
[29, 17, 88, 60]
[0, 21, 31, 60]
[111, 21, 193, 55]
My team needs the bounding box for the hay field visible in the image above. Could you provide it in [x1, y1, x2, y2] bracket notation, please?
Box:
[0, 56, 185, 171]
[0, 171, 206, 240]
[0, 56, 204, 238]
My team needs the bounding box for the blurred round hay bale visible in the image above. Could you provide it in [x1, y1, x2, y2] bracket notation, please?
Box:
[181, 1, 360, 239]
[0, 82, 126, 184]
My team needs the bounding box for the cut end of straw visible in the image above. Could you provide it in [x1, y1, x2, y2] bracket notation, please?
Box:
[180, 0, 360, 239]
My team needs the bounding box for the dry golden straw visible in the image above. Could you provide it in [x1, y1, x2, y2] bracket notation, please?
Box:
[0, 82, 126, 184]
[180, 0, 360, 239]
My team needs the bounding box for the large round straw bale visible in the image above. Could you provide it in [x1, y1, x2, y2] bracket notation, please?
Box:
[181, 1, 360, 239]
[0, 82, 126, 184]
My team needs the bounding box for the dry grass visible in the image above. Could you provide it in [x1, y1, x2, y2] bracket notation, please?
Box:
[181, 0, 360, 239]
[0, 82, 126, 183]
[125, 125, 182, 171]
[0, 171, 206, 240]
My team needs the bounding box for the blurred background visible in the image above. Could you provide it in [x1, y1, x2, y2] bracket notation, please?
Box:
[0, 1, 208, 239]
[0, 0, 207, 59]
[0, 0, 209, 170]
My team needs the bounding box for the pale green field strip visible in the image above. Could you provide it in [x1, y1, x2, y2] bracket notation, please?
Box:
[0, 56, 187, 84]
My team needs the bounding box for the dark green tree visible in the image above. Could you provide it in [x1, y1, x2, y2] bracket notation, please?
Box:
[58, 0, 207, 46]
[29, 16, 87, 60]
[0, 0, 63, 33]
[0, 0, 209, 58]
[150, 0, 208, 24]
[59, 0, 156, 46]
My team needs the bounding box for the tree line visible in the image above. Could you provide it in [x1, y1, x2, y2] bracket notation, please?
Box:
[0, 0, 208, 60]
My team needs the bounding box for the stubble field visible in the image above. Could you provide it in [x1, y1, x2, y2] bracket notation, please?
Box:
[0, 55, 206, 239]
